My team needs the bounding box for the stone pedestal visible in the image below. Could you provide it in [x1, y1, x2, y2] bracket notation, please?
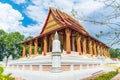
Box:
[51, 32, 62, 72]
[51, 52, 61, 72]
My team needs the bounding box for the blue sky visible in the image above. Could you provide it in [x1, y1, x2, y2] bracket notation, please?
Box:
[0, 0, 37, 26]
[0, 0, 118, 48]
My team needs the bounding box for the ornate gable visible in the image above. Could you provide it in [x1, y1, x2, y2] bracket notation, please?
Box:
[40, 8, 89, 36]
[40, 8, 63, 34]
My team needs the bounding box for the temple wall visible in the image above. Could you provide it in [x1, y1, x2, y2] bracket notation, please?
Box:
[8, 64, 101, 72]
[7, 56, 102, 72]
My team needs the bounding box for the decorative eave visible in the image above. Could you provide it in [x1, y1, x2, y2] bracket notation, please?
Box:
[21, 26, 109, 48]
[21, 35, 41, 44]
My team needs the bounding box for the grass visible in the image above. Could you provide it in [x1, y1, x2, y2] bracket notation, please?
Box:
[91, 71, 118, 80]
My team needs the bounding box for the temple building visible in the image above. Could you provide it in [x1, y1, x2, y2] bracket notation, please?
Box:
[21, 8, 109, 57]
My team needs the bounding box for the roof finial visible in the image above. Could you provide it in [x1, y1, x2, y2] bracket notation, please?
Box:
[48, 2, 51, 8]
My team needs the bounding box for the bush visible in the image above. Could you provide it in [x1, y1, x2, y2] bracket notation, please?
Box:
[0, 73, 15, 80]
[0, 67, 4, 74]
[117, 56, 120, 59]
[0, 67, 15, 80]
[92, 71, 118, 80]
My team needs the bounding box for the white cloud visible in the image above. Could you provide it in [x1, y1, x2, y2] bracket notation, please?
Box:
[24, 0, 105, 36]
[11, 0, 26, 4]
[25, 0, 104, 23]
[25, 4, 47, 24]
[0, 2, 23, 32]
[23, 0, 104, 35]
[0, 2, 41, 37]
[50, 0, 104, 16]
[0, 0, 114, 47]
[74, 0, 105, 16]
[0, 0, 106, 37]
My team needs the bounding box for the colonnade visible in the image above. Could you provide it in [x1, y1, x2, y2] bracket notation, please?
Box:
[22, 28, 109, 57]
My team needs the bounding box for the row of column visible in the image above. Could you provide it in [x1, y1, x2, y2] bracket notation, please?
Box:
[22, 34, 55, 57]
[22, 38, 38, 57]
[22, 28, 71, 57]
[66, 28, 109, 57]
[22, 28, 110, 57]
[76, 34, 109, 57]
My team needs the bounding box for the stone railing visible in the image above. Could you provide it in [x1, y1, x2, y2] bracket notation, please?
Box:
[7, 56, 102, 72]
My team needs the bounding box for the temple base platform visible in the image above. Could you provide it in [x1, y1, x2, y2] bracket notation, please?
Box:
[3, 54, 119, 80]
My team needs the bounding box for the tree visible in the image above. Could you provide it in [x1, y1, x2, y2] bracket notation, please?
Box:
[72, 0, 120, 46]
[0, 29, 25, 60]
[0, 30, 6, 61]
[24, 36, 33, 40]
[3, 32, 24, 59]
[110, 48, 120, 58]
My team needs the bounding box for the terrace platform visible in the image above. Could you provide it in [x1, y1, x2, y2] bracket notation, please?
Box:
[3, 54, 118, 80]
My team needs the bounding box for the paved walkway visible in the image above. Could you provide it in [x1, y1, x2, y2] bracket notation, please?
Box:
[112, 73, 120, 80]
[4, 68, 102, 80]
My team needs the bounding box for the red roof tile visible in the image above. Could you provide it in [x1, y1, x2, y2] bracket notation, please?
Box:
[21, 7, 109, 48]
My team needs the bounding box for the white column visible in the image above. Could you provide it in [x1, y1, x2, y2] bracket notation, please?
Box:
[97, 64, 99, 67]
[92, 64, 94, 68]
[12, 65, 14, 69]
[87, 64, 89, 69]
[70, 64, 74, 71]
[39, 65, 42, 71]
[30, 65, 32, 71]
[22, 65, 25, 70]
[80, 64, 82, 70]
[16, 65, 18, 70]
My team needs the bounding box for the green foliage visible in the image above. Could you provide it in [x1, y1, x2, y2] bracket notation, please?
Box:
[92, 71, 118, 80]
[71, 8, 77, 17]
[24, 36, 33, 40]
[0, 73, 15, 80]
[0, 29, 26, 60]
[0, 67, 4, 74]
[3, 32, 25, 59]
[38, 47, 41, 54]
[0, 67, 15, 80]
[0, 30, 7, 61]
[110, 48, 120, 58]
[117, 56, 120, 59]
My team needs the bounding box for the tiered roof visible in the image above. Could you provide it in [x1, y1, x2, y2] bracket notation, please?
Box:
[22, 8, 109, 48]
[40, 8, 89, 36]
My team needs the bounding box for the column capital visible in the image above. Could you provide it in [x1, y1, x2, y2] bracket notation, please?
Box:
[65, 28, 71, 36]
[35, 38, 38, 41]
[22, 43, 26, 46]
[44, 36, 47, 39]
[30, 40, 32, 44]
[34, 38, 38, 45]
[87, 37, 91, 42]
[76, 32, 81, 39]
